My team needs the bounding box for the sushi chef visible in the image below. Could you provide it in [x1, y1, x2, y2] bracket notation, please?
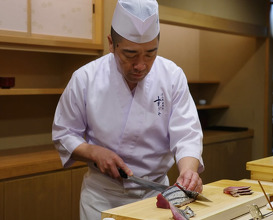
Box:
[52, 0, 204, 219]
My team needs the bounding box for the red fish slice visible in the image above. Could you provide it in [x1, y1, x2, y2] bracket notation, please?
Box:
[157, 193, 190, 220]
[156, 193, 170, 209]
[170, 203, 189, 220]
[223, 186, 253, 197]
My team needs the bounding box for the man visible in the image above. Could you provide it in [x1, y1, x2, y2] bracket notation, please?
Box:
[52, 0, 204, 219]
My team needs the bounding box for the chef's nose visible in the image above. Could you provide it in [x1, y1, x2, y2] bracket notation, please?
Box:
[134, 62, 146, 71]
[133, 58, 147, 71]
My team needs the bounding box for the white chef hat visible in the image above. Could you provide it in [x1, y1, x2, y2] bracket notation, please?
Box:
[112, 0, 160, 43]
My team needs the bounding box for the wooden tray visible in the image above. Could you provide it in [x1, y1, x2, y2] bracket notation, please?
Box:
[101, 184, 267, 220]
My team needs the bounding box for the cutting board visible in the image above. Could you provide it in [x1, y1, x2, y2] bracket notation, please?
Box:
[101, 184, 267, 220]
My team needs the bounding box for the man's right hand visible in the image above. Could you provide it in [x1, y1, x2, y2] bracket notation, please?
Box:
[71, 142, 133, 179]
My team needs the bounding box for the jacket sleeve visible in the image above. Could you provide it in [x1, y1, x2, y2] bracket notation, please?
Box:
[52, 70, 88, 167]
[168, 68, 204, 173]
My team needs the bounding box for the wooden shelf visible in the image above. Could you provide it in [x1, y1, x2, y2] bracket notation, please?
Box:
[0, 88, 64, 95]
[159, 5, 267, 37]
[196, 104, 229, 110]
[188, 80, 220, 84]
[0, 34, 104, 55]
[203, 129, 253, 145]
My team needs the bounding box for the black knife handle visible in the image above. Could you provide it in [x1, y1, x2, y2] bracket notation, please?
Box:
[94, 163, 128, 179]
[118, 168, 128, 179]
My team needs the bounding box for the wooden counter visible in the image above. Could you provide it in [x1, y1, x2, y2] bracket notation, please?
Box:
[246, 156, 273, 182]
[0, 144, 88, 220]
[0, 130, 254, 220]
[0, 144, 86, 180]
[203, 129, 253, 145]
[0, 129, 253, 181]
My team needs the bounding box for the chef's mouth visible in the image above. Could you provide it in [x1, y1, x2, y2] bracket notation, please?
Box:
[132, 70, 147, 77]
[133, 73, 144, 77]
[132, 74, 146, 81]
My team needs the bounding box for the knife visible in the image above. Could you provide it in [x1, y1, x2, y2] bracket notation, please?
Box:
[118, 168, 169, 192]
[118, 168, 212, 202]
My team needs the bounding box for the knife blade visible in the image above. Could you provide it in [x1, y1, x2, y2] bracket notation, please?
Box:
[119, 168, 169, 192]
[193, 193, 212, 202]
[118, 168, 212, 202]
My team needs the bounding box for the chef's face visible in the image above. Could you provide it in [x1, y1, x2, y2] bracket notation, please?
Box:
[108, 35, 159, 90]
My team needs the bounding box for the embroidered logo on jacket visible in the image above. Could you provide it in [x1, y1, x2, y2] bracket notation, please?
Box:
[154, 93, 165, 116]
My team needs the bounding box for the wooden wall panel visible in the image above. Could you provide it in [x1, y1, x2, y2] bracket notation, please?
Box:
[71, 166, 88, 220]
[200, 138, 252, 184]
[4, 171, 72, 220]
[168, 138, 252, 185]
[0, 182, 4, 220]
[199, 30, 266, 159]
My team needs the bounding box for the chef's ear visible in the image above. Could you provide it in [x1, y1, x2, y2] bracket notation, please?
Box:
[108, 35, 114, 53]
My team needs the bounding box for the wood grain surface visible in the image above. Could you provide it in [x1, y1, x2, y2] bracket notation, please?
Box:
[246, 156, 273, 182]
[102, 182, 268, 220]
[0, 144, 86, 180]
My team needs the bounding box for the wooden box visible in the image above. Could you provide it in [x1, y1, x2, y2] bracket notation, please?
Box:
[246, 156, 273, 182]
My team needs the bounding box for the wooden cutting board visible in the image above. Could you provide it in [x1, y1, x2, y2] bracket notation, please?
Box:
[101, 184, 267, 220]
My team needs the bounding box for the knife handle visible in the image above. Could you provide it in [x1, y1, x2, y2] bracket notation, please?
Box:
[118, 168, 128, 179]
[94, 163, 128, 179]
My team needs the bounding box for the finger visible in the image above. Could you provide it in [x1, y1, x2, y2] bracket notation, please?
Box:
[195, 183, 203, 193]
[111, 156, 133, 177]
[110, 157, 132, 179]
[197, 178, 203, 193]
[191, 178, 203, 193]
[118, 164, 133, 176]
[176, 172, 191, 188]
[109, 165, 121, 179]
[96, 159, 119, 178]
[186, 173, 199, 191]
[181, 177, 191, 189]
[190, 176, 203, 192]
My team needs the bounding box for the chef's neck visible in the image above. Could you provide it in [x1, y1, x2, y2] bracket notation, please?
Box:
[123, 77, 137, 93]
[127, 82, 137, 91]
[126, 81, 137, 95]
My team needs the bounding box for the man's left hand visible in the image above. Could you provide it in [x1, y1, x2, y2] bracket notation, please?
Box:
[176, 157, 203, 193]
[176, 169, 203, 193]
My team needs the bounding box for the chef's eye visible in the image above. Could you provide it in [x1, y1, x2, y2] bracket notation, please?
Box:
[124, 53, 137, 59]
[145, 53, 156, 60]
[146, 51, 156, 58]
[146, 55, 154, 59]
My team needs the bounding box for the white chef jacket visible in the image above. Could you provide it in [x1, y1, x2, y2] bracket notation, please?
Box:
[52, 53, 204, 189]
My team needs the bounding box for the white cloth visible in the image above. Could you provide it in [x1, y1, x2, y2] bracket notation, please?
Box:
[52, 53, 204, 217]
